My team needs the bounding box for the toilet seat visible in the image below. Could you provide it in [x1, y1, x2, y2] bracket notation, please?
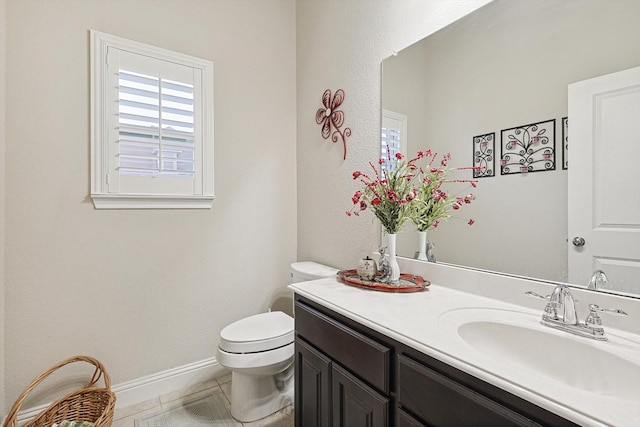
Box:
[217, 342, 294, 372]
[219, 311, 293, 353]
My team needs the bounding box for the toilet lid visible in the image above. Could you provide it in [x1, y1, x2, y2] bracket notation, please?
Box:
[219, 311, 294, 353]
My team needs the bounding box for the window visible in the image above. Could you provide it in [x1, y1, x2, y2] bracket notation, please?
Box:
[90, 31, 214, 209]
[381, 109, 407, 174]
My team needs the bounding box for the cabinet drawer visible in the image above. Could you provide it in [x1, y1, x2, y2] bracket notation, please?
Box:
[398, 355, 540, 427]
[295, 301, 390, 393]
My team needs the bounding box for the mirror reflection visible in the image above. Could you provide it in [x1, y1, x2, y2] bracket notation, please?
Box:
[381, 0, 640, 296]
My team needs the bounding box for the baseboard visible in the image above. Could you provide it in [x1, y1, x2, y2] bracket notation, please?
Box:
[14, 357, 227, 425]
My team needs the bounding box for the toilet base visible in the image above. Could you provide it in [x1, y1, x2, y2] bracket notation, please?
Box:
[230, 362, 294, 422]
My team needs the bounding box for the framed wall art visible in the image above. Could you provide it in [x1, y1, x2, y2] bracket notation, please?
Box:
[500, 119, 556, 175]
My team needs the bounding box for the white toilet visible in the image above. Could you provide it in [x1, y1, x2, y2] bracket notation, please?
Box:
[216, 261, 338, 422]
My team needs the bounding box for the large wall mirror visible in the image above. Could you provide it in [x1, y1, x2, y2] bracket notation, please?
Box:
[382, 0, 640, 298]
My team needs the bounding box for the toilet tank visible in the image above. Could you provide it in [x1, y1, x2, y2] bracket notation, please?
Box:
[290, 261, 339, 283]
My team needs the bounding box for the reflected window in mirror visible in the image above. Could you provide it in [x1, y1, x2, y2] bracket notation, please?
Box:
[381, 110, 407, 174]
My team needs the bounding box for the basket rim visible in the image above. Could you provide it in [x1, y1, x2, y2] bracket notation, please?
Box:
[3, 356, 116, 427]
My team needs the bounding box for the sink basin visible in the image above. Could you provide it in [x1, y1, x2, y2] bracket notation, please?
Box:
[439, 308, 640, 400]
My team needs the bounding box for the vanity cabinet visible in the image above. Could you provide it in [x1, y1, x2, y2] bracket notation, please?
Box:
[295, 299, 390, 426]
[294, 295, 579, 427]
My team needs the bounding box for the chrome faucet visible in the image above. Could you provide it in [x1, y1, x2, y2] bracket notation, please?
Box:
[546, 284, 578, 325]
[587, 269, 608, 290]
[526, 284, 628, 340]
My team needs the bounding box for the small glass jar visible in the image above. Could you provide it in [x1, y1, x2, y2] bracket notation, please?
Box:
[357, 256, 377, 281]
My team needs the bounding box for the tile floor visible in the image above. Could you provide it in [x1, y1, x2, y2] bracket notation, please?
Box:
[111, 374, 293, 427]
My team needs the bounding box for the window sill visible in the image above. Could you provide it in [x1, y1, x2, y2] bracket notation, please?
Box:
[91, 194, 215, 209]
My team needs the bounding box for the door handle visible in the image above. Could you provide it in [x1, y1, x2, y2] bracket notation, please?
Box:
[572, 236, 586, 247]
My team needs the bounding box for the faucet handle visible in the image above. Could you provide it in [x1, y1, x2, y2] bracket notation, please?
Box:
[588, 304, 628, 317]
[525, 291, 550, 300]
[526, 290, 562, 321]
[584, 304, 628, 339]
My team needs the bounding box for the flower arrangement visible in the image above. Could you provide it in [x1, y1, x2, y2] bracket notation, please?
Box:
[409, 150, 478, 232]
[347, 152, 420, 234]
[347, 149, 478, 234]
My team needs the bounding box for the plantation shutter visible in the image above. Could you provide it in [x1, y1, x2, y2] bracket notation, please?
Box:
[381, 127, 401, 172]
[107, 48, 203, 195]
[381, 110, 407, 174]
[118, 70, 195, 177]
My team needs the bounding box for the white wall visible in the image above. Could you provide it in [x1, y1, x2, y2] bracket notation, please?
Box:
[296, 0, 490, 269]
[0, 0, 6, 414]
[4, 0, 296, 411]
[2, 0, 536, 416]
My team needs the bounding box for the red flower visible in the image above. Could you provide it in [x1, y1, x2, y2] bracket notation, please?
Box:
[433, 189, 447, 202]
[352, 190, 363, 204]
[395, 152, 404, 160]
[387, 190, 399, 202]
[468, 219, 475, 225]
[371, 197, 381, 206]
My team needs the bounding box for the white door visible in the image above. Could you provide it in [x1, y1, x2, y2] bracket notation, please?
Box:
[568, 66, 640, 295]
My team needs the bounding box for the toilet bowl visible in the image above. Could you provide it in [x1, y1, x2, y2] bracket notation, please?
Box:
[217, 311, 294, 422]
[217, 261, 338, 422]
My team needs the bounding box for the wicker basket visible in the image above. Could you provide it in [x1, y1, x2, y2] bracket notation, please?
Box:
[3, 355, 116, 427]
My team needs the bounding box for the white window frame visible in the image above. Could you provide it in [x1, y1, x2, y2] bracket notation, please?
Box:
[381, 109, 408, 174]
[90, 30, 214, 209]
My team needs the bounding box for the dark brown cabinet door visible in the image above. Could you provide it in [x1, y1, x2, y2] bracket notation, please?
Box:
[398, 410, 427, 427]
[332, 364, 390, 427]
[398, 355, 539, 427]
[295, 338, 332, 427]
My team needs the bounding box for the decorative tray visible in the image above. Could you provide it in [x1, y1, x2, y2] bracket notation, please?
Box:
[337, 269, 429, 293]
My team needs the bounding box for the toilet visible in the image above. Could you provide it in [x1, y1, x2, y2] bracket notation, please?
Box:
[216, 261, 338, 422]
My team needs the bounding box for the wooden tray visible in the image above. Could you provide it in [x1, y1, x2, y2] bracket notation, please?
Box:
[337, 269, 429, 293]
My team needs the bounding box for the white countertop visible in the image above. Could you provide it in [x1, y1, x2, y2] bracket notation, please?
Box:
[290, 277, 640, 427]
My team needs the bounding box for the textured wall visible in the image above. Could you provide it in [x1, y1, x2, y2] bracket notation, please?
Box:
[4, 0, 296, 409]
[1, 0, 6, 415]
[296, 0, 490, 270]
[2, 0, 492, 415]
